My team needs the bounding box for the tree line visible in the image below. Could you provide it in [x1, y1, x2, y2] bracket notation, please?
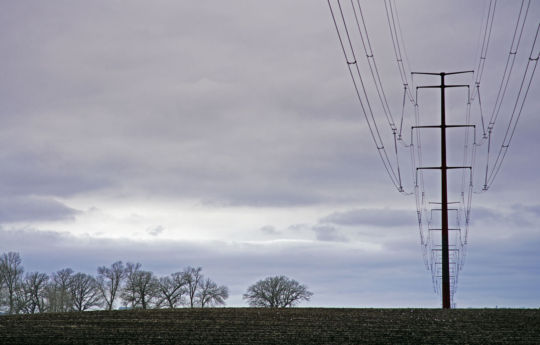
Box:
[0, 252, 228, 314]
[0, 251, 314, 315]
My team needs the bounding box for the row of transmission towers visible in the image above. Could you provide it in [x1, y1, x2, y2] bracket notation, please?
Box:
[327, 0, 539, 308]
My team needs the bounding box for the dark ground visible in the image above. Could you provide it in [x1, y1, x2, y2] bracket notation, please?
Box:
[1, 308, 539, 345]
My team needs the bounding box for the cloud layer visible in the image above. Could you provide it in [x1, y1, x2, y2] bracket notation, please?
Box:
[1, 1, 539, 307]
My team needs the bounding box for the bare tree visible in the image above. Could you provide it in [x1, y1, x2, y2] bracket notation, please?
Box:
[13, 283, 30, 314]
[196, 278, 228, 308]
[0, 252, 24, 314]
[70, 273, 102, 312]
[183, 266, 203, 308]
[0, 263, 4, 312]
[20, 272, 49, 314]
[156, 272, 186, 309]
[121, 262, 141, 308]
[121, 262, 158, 309]
[243, 276, 313, 308]
[47, 268, 74, 312]
[96, 261, 126, 310]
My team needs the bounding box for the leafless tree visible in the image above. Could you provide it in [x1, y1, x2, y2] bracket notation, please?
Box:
[20, 272, 49, 314]
[0, 252, 24, 314]
[121, 262, 141, 308]
[121, 262, 158, 309]
[47, 268, 74, 312]
[0, 253, 233, 313]
[96, 261, 126, 311]
[196, 278, 228, 308]
[13, 283, 29, 314]
[70, 273, 102, 312]
[156, 272, 186, 308]
[0, 269, 4, 310]
[183, 266, 203, 308]
[243, 276, 313, 308]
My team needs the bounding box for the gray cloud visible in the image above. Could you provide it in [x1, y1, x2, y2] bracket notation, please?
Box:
[470, 205, 539, 227]
[470, 206, 503, 223]
[0, 226, 436, 307]
[147, 225, 165, 237]
[0, 1, 538, 308]
[455, 234, 540, 307]
[2, 0, 534, 209]
[0, 151, 111, 198]
[0, 196, 79, 223]
[2, 224, 538, 307]
[320, 208, 416, 228]
[312, 225, 348, 242]
[511, 204, 540, 217]
[0, 0, 397, 208]
[260, 225, 279, 235]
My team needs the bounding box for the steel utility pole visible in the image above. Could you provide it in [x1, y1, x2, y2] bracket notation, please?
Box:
[413, 71, 472, 309]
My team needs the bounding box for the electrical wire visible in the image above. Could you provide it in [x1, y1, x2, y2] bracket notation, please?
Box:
[351, 0, 397, 132]
[471, 0, 497, 102]
[349, 0, 411, 193]
[384, 0, 415, 104]
[486, 0, 531, 133]
[327, 0, 404, 192]
[327, 0, 537, 305]
[485, 22, 539, 189]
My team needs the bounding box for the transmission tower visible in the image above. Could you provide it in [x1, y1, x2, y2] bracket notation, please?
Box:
[413, 71, 473, 308]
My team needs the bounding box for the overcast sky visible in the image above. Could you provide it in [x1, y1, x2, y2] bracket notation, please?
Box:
[1, 1, 539, 308]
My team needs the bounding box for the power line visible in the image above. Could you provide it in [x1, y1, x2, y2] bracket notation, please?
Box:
[327, 0, 405, 192]
[485, 22, 539, 189]
[326, 0, 538, 308]
[486, 0, 531, 133]
[349, 0, 410, 192]
[382, 0, 431, 243]
[471, 0, 497, 102]
[382, 0, 433, 254]
[384, 0, 415, 104]
[351, 0, 396, 132]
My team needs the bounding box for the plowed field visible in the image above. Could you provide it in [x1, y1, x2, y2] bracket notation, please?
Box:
[1, 308, 539, 344]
